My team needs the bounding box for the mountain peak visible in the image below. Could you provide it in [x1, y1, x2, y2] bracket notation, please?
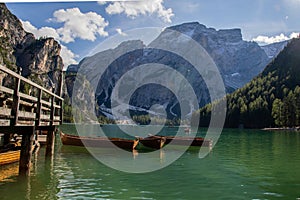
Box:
[168, 22, 205, 30]
[263, 38, 300, 87]
[218, 28, 242, 42]
[116, 39, 145, 49]
[166, 22, 242, 43]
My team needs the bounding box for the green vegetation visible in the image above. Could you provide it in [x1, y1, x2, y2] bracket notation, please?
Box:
[194, 38, 300, 129]
[132, 115, 182, 126]
[0, 35, 17, 71]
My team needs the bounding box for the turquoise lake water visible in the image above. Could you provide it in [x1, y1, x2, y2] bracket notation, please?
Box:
[0, 125, 300, 200]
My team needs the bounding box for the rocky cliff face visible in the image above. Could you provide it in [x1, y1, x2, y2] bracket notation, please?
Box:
[0, 3, 63, 93]
[67, 23, 277, 119]
[164, 22, 270, 90]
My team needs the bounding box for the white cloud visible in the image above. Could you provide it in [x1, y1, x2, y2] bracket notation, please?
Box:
[60, 45, 79, 69]
[97, 1, 108, 6]
[116, 28, 127, 36]
[21, 7, 111, 68]
[105, 0, 174, 23]
[21, 20, 60, 41]
[284, 0, 300, 5]
[21, 20, 78, 68]
[23, 7, 109, 44]
[252, 32, 299, 44]
[53, 8, 109, 43]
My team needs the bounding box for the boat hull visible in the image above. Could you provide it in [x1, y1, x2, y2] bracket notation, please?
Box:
[60, 132, 139, 150]
[159, 136, 212, 147]
[139, 136, 166, 149]
[0, 150, 20, 166]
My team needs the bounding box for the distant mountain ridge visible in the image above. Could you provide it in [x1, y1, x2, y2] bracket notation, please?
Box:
[156, 22, 271, 90]
[196, 38, 300, 128]
[67, 22, 280, 119]
[66, 22, 290, 117]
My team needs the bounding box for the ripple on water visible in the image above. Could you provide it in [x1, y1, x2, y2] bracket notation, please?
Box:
[1, 128, 300, 200]
[263, 192, 284, 197]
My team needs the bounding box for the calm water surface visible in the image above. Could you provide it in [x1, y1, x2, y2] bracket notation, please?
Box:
[1, 125, 300, 200]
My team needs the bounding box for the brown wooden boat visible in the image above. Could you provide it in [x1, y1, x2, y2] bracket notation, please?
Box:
[139, 135, 166, 149]
[0, 139, 39, 166]
[0, 150, 20, 166]
[60, 132, 139, 150]
[158, 135, 212, 147]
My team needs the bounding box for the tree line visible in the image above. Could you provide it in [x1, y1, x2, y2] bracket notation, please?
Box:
[192, 38, 300, 129]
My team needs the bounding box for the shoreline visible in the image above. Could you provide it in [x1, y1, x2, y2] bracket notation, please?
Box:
[262, 127, 300, 131]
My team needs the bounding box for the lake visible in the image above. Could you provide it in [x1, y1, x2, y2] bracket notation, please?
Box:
[0, 125, 300, 200]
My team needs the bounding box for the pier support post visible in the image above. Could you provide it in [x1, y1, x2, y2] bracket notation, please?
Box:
[19, 127, 35, 176]
[45, 127, 55, 157]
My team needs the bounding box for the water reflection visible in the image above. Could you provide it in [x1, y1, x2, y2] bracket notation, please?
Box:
[0, 129, 300, 200]
[0, 163, 18, 182]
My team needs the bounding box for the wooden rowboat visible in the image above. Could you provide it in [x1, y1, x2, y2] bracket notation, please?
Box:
[139, 135, 212, 149]
[0, 150, 20, 166]
[60, 132, 139, 150]
[161, 136, 212, 147]
[139, 136, 166, 149]
[0, 140, 39, 166]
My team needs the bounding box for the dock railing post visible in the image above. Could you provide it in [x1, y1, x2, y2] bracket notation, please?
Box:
[36, 89, 42, 127]
[50, 86, 55, 127]
[11, 67, 21, 126]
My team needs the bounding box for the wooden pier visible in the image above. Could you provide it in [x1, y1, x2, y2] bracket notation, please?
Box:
[0, 64, 63, 176]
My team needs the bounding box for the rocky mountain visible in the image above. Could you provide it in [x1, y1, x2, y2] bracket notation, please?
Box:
[67, 22, 276, 120]
[196, 38, 300, 128]
[261, 40, 288, 59]
[0, 3, 63, 94]
[164, 22, 270, 90]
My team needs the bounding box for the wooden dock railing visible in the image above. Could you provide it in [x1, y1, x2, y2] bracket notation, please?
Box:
[0, 64, 64, 176]
[0, 65, 63, 127]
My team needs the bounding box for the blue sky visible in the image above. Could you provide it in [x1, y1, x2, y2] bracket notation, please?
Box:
[5, 0, 300, 68]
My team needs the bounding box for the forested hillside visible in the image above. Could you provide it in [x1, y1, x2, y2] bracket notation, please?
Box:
[194, 38, 300, 128]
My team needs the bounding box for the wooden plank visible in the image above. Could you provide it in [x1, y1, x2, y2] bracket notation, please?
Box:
[41, 106, 51, 111]
[16, 120, 35, 126]
[6, 99, 50, 112]
[0, 107, 11, 116]
[19, 92, 38, 102]
[39, 121, 50, 126]
[19, 111, 36, 119]
[54, 116, 60, 121]
[0, 86, 14, 95]
[54, 104, 61, 109]
[0, 119, 10, 126]
[6, 98, 34, 107]
[41, 114, 50, 120]
[0, 65, 63, 101]
[41, 99, 51, 107]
